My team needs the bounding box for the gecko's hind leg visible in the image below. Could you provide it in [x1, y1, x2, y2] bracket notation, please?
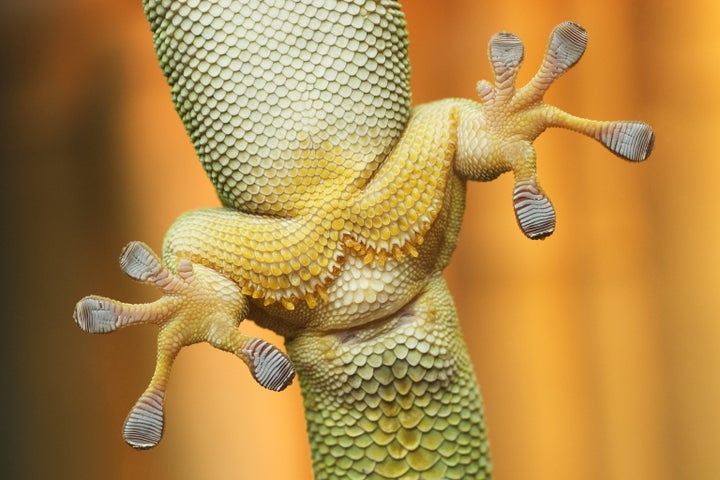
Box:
[74, 241, 294, 449]
[457, 22, 654, 239]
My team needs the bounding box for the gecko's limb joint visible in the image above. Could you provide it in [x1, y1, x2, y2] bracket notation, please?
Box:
[74, 241, 295, 449]
[475, 21, 654, 239]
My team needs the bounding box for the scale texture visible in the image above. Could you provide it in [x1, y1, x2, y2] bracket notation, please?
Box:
[145, 0, 410, 215]
[74, 1, 654, 478]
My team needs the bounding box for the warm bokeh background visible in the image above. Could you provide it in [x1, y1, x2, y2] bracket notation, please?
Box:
[1, 0, 715, 479]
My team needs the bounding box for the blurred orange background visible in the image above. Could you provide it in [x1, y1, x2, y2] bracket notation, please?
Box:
[1, 0, 716, 479]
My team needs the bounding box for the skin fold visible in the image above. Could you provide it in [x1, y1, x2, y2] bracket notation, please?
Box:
[74, 1, 653, 478]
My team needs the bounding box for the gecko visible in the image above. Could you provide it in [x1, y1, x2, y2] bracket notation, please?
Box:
[74, 1, 654, 478]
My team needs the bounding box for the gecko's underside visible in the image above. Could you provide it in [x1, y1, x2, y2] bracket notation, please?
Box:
[74, 1, 653, 478]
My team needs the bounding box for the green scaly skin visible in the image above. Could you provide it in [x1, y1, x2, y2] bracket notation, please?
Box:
[74, 1, 654, 478]
[287, 275, 490, 479]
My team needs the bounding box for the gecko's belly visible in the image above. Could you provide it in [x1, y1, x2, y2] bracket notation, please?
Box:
[251, 175, 465, 335]
[252, 243, 440, 334]
[310, 252, 433, 329]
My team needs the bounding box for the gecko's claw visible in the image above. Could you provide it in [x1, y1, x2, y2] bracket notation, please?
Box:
[476, 21, 654, 239]
[74, 241, 295, 449]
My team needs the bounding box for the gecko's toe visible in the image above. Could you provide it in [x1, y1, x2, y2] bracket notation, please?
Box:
[74, 297, 118, 333]
[595, 121, 655, 161]
[123, 388, 165, 449]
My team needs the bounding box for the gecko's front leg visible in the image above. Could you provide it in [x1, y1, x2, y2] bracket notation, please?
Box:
[74, 241, 294, 449]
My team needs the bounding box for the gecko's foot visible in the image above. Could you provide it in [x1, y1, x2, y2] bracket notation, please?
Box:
[475, 21, 654, 239]
[74, 241, 295, 449]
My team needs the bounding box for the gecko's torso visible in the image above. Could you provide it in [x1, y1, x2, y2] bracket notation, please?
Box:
[165, 99, 469, 312]
[145, 0, 410, 216]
